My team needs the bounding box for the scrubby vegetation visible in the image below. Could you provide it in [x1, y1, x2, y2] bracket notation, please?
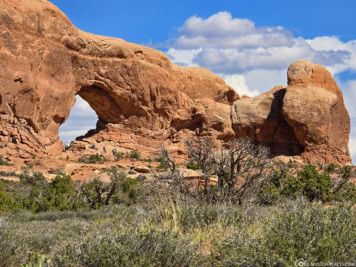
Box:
[1, 198, 356, 266]
[112, 149, 141, 161]
[186, 159, 200, 170]
[0, 167, 141, 213]
[1, 138, 356, 266]
[0, 155, 10, 166]
[113, 150, 125, 161]
[126, 150, 141, 160]
[78, 153, 106, 164]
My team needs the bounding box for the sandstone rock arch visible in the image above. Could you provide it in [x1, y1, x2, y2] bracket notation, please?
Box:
[0, 0, 238, 159]
[77, 84, 125, 124]
[0, 0, 351, 165]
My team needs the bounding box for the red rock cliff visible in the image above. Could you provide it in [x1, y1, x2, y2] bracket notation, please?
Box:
[0, 0, 351, 165]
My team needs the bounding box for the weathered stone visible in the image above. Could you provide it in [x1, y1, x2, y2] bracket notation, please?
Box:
[231, 61, 351, 164]
[134, 166, 151, 173]
[0, 0, 351, 166]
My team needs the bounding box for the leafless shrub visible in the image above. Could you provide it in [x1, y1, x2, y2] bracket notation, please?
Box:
[156, 137, 272, 204]
[331, 165, 352, 194]
[153, 146, 194, 196]
[185, 137, 215, 194]
[205, 138, 271, 204]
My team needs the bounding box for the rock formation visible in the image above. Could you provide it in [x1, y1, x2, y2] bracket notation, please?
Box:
[231, 61, 351, 164]
[0, 0, 351, 165]
[0, 0, 238, 160]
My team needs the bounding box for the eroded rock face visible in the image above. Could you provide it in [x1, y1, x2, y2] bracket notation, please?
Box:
[0, 0, 238, 160]
[0, 0, 351, 165]
[231, 61, 351, 164]
[282, 61, 351, 164]
[231, 86, 304, 156]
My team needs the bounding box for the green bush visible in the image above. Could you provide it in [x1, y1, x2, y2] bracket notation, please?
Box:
[21, 173, 81, 213]
[143, 157, 152, 163]
[22, 253, 51, 267]
[20, 172, 47, 186]
[126, 150, 141, 160]
[0, 181, 16, 212]
[334, 182, 356, 203]
[113, 151, 125, 161]
[156, 161, 169, 172]
[0, 155, 9, 166]
[186, 160, 200, 170]
[0, 171, 17, 177]
[155, 155, 164, 162]
[78, 154, 105, 164]
[48, 173, 77, 211]
[80, 168, 143, 208]
[260, 164, 344, 204]
[324, 163, 340, 173]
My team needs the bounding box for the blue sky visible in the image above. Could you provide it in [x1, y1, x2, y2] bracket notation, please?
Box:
[51, 0, 356, 163]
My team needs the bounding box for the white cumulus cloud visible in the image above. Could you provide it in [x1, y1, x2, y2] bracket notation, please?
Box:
[218, 74, 260, 96]
[177, 11, 293, 49]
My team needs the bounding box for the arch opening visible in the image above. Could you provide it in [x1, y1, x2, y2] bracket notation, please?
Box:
[77, 85, 125, 123]
[58, 95, 98, 144]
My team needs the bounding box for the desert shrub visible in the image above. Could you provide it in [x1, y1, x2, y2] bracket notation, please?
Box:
[47, 173, 77, 211]
[333, 182, 356, 203]
[0, 155, 10, 166]
[153, 197, 244, 232]
[214, 201, 356, 266]
[55, 229, 204, 266]
[0, 170, 17, 177]
[0, 181, 18, 212]
[78, 154, 105, 164]
[1, 196, 356, 266]
[80, 167, 142, 208]
[126, 150, 141, 160]
[20, 171, 47, 186]
[186, 159, 200, 170]
[113, 151, 125, 161]
[22, 253, 51, 267]
[137, 175, 147, 182]
[260, 164, 356, 204]
[324, 162, 340, 173]
[289, 165, 333, 201]
[21, 173, 81, 213]
[155, 155, 164, 162]
[143, 157, 152, 163]
[156, 160, 169, 172]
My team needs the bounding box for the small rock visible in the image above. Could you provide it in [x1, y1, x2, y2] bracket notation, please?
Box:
[134, 165, 150, 173]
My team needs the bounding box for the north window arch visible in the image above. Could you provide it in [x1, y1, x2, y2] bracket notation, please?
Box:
[59, 95, 98, 144]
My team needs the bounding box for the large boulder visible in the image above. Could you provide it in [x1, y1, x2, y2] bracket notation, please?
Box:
[232, 61, 351, 164]
[231, 86, 303, 156]
[282, 61, 351, 164]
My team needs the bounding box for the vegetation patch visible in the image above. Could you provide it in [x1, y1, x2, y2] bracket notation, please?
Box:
[78, 154, 106, 164]
[0, 138, 355, 266]
[0, 155, 10, 166]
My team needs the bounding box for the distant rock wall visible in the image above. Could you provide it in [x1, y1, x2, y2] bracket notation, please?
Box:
[0, 0, 351, 165]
